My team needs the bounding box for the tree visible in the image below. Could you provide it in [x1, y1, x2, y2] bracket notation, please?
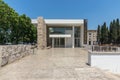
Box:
[97, 25, 101, 45]
[109, 21, 113, 43]
[100, 22, 108, 44]
[0, 0, 37, 44]
[112, 20, 118, 44]
[116, 19, 120, 44]
[18, 14, 37, 43]
[98, 18, 120, 45]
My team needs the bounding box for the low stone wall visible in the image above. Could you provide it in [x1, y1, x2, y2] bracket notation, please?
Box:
[0, 45, 33, 67]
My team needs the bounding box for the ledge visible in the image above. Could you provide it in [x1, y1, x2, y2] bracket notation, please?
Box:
[88, 50, 120, 55]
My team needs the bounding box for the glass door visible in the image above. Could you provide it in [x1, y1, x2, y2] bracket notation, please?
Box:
[54, 38, 59, 47]
[59, 38, 65, 47]
[75, 38, 80, 47]
[54, 38, 65, 48]
[74, 27, 81, 47]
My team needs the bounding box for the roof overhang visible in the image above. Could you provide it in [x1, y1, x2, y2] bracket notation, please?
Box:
[32, 19, 37, 24]
[49, 34, 71, 38]
[32, 19, 84, 26]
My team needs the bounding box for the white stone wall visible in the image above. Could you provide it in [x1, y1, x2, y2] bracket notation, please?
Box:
[0, 45, 33, 67]
[88, 51, 120, 74]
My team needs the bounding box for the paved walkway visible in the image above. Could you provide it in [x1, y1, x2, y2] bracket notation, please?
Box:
[0, 48, 120, 80]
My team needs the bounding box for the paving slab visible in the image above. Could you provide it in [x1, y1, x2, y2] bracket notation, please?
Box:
[0, 48, 120, 80]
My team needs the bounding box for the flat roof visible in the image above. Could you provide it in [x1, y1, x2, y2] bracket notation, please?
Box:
[32, 19, 37, 24]
[31, 19, 84, 26]
[49, 34, 71, 38]
[88, 30, 97, 32]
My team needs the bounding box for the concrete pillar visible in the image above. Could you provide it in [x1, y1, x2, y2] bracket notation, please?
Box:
[37, 17, 47, 49]
[52, 38, 54, 48]
[80, 25, 84, 47]
[65, 37, 66, 48]
[72, 26, 75, 48]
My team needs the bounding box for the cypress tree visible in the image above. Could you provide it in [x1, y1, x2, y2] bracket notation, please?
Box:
[109, 22, 113, 44]
[112, 20, 118, 44]
[97, 25, 101, 45]
[98, 18, 120, 45]
[116, 19, 120, 44]
[101, 22, 108, 44]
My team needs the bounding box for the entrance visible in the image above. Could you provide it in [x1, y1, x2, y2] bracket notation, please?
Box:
[75, 38, 80, 47]
[53, 38, 65, 48]
[89, 41, 91, 45]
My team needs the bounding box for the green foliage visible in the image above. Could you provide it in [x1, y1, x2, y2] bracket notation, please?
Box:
[97, 18, 120, 45]
[0, 0, 37, 44]
[100, 22, 109, 44]
[97, 25, 101, 44]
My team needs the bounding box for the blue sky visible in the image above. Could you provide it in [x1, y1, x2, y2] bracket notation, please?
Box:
[4, 0, 120, 29]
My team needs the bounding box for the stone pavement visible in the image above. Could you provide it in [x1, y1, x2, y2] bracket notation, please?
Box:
[0, 48, 120, 80]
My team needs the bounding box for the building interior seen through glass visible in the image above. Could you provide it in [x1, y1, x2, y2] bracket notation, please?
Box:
[49, 26, 81, 48]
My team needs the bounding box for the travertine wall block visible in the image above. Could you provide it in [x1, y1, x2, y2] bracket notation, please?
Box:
[0, 45, 33, 66]
[37, 17, 47, 49]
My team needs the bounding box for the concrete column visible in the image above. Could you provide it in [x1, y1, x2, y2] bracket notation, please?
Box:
[72, 26, 75, 48]
[80, 25, 84, 47]
[65, 37, 66, 48]
[52, 38, 54, 48]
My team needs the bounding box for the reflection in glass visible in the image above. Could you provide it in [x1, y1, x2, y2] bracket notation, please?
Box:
[74, 27, 81, 47]
[54, 38, 65, 48]
[49, 27, 72, 34]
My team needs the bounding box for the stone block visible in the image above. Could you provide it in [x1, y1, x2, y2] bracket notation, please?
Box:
[0, 45, 33, 66]
[8, 55, 16, 63]
[1, 57, 8, 66]
[37, 17, 47, 49]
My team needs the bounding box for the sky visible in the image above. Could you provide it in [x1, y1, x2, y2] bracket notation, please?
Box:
[4, 0, 120, 30]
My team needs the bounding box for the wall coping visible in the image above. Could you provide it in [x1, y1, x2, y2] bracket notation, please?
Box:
[88, 50, 120, 55]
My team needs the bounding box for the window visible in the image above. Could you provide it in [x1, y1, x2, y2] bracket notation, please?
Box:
[75, 27, 80, 37]
[49, 27, 72, 34]
[89, 33, 91, 35]
[89, 38, 91, 40]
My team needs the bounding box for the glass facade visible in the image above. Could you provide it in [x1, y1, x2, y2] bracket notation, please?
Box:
[74, 27, 81, 47]
[48, 26, 81, 48]
[49, 27, 72, 34]
[49, 27, 72, 48]
[54, 38, 65, 47]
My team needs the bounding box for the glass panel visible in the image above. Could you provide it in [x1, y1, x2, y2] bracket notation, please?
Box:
[75, 27, 80, 37]
[54, 38, 59, 47]
[49, 38, 52, 47]
[53, 38, 65, 48]
[48, 26, 72, 48]
[75, 38, 80, 47]
[49, 27, 72, 34]
[49, 27, 65, 34]
[60, 38, 65, 47]
[74, 27, 81, 47]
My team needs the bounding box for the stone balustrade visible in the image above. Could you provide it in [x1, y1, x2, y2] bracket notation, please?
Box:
[0, 45, 33, 67]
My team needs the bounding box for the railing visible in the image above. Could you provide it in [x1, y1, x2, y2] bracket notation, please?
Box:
[87, 45, 120, 52]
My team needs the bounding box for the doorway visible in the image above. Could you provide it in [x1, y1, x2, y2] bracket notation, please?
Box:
[89, 41, 91, 45]
[75, 38, 80, 47]
[53, 38, 65, 48]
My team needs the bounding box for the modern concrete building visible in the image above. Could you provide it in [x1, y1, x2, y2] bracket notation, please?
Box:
[87, 30, 97, 45]
[32, 17, 87, 49]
